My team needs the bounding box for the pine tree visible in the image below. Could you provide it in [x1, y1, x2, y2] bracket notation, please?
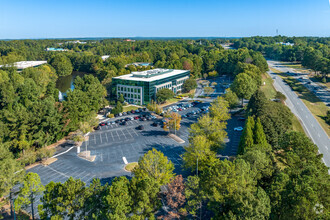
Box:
[253, 117, 268, 146]
[238, 116, 255, 154]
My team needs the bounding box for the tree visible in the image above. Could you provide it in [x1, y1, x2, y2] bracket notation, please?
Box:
[156, 88, 174, 104]
[118, 93, 125, 103]
[253, 117, 268, 146]
[0, 144, 24, 217]
[50, 54, 73, 77]
[238, 116, 255, 154]
[189, 114, 228, 151]
[38, 177, 87, 219]
[111, 101, 123, 115]
[209, 96, 230, 122]
[183, 135, 217, 173]
[231, 72, 257, 105]
[105, 176, 132, 219]
[129, 177, 160, 219]
[224, 88, 239, 109]
[203, 73, 208, 79]
[15, 173, 45, 220]
[203, 86, 214, 96]
[162, 175, 187, 220]
[163, 112, 181, 135]
[182, 78, 197, 93]
[133, 148, 175, 187]
[185, 176, 205, 219]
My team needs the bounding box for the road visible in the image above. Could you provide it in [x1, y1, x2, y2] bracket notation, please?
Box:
[268, 60, 330, 105]
[267, 61, 330, 167]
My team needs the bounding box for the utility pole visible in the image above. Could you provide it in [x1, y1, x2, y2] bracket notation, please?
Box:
[196, 158, 198, 176]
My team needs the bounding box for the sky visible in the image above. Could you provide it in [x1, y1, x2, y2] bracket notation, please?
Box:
[0, 0, 329, 39]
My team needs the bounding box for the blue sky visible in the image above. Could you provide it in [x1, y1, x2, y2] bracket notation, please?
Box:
[0, 0, 329, 39]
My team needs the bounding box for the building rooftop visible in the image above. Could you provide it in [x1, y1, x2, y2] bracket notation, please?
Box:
[113, 69, 189, 82]
[0, 61, 47, 70]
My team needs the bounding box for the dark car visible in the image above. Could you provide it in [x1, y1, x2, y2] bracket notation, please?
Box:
[121, 121, 127, 125]
[152, 122, 158, 127]
[127, 111, 131, 115]
[122, 112, 127, 116]
[131, 110, 135, 113]
[114, 114, 119, 117]
[138, 108, 143, 111]
[143, 107, 147, 111]
[94, 126, 100, 130]
[137, 125, 144, 130]
[140, 117, 147, 121]
[115, 119, 120, 123]
[146, 116, 151, 120]
[125, 117, 130, 121]
[238, 117, 246, 121]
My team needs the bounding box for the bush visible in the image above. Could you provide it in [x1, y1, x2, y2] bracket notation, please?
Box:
[37, 147, 56, 160]
[275, 91, 286, 102]
[20, 149, 37, 166]
[107, 113, 115, 118]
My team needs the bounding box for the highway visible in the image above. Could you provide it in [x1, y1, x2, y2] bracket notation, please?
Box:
[267, 61, 330, 167]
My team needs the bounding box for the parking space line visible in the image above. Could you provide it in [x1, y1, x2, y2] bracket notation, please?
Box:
[100, 133, 102, 144]
[105, 132, 109, 142]
[127, 130, 134, 138]
[110, 131, 114, 140]
[131, 128, 139, 136]
[115, 130, 121, 139]
[93, 135, 96, 145]
[120, 129, 127, 139]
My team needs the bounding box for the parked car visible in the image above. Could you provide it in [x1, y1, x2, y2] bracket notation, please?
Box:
[106, 121, 111, 125]
[94, 126, 100, 130]
[134, 116, 139, 120]
[121, 121, 127, 125]
[125, 117, 130, 121]
[143, 107, 147, 111]
[111, 121, 116, 125]
[115, 119, 120, 123]
[99, 123, 106, 126]
[238, 117, 246, 121]
[135, 110, 140, 113]
[126, 111, 131, 115]
[114, 114, 119, 117]
[122, 112, 127, 116]
[182, 114, 187, 118]
[234, 127, 243, 131]
[152, 122, 158, 127]
[137, 125, 144, 130]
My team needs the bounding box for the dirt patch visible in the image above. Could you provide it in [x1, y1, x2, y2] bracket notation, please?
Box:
[124, 162, 138, 172]
[42, 158, 58, 166]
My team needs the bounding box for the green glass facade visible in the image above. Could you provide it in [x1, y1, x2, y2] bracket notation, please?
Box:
[112, 69, 190, 105]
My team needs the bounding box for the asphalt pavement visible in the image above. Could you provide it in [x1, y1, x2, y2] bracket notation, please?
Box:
[267, 61, 330, 167]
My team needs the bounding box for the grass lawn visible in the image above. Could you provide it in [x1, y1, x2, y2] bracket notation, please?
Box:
[179, 89, 196, 97]
[123, 105, 139, 112]
[159, 98, 181, 108]
[261, 73, 304, 133]
[125, 162, 138, 171]
[260, 73, 277, 99]
[277, 74, 330, 136]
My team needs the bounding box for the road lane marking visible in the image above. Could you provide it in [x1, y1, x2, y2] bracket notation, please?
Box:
[94, 135, 96, 144]
[325, 146, 328, 150]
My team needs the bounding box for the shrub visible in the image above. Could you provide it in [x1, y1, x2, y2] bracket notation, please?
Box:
[107, 113, 114, 118]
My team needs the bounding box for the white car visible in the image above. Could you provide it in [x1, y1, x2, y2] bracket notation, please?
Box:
[234, 127, 243, 131]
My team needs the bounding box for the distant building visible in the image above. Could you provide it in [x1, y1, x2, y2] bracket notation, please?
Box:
[276, 42, 294, 46]
[46, 48, 68, 51]
[101, 55, 110, 61]
[65, 40, 87, 44]
[112, 69, 190, 105]
[123, 39, 136, 42]
[0, 61, 47, 71]
[125, 62, 151, 67]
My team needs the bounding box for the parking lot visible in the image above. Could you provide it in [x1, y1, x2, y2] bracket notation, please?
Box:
[29, 100, 244, 186]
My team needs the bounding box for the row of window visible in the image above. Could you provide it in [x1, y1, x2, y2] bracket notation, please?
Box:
[118, 92, 141, 99]
[157, 83, 172, 92]
[118, 86, 141, 93]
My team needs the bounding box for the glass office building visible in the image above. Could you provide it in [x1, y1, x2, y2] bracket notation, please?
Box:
[112, 69, 190, 105]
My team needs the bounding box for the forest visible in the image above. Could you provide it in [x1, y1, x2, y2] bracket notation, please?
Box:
[231, 36, 330, 81]
[0, 37, 329, 219]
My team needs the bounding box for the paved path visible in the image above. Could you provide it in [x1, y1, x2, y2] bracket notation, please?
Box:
[267, 61, 330, 167]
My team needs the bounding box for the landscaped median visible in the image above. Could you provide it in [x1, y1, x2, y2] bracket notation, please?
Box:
[124, 162, 138, 172]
